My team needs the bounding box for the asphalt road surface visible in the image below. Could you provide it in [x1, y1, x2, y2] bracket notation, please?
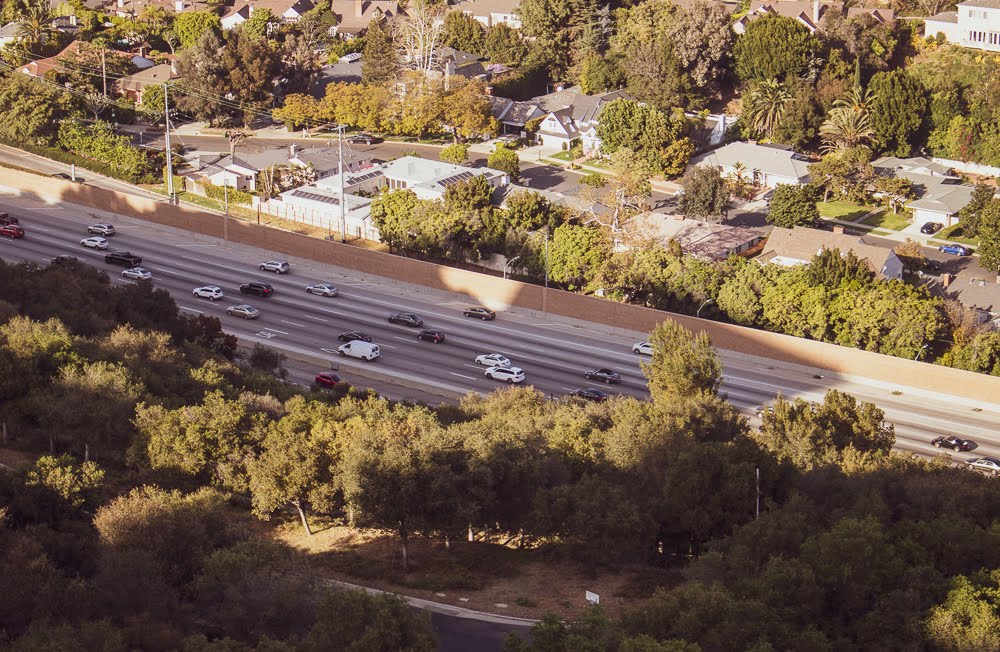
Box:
[3, 193, 1000, 466]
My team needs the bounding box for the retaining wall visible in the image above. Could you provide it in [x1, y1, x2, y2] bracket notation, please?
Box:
[3, 166, 1000, 404]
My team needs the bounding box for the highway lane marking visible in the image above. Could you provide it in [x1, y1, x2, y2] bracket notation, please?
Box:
[26, 225, 52, 232]
[377, 343, 397, 349]
[305, 315, 329, 322]
[281, 320, 306, 327]
[450, 372, 476, 380]
[181, 255, 253, 275]
[394, 336, 414, 342]
[262, 327, 289, 335]
[179, 306, 203, 314]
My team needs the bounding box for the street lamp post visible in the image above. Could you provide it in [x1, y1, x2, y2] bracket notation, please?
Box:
[503, 255, 521, 280]
[915, 343, 929, 361]
[697, 298, 714, 318]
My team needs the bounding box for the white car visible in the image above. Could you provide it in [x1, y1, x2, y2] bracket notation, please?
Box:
[476, 353, 511, 367]
[260, 260, 290, 274]
[485, 366, 524, 384]
[81, 236, 109, 249]
[121, 266, 152, 280]
[632, 341, 653, 355]
[227, 304, 260, 319]
[967, 457, 1000, 475]
[88, 223, 115, 236]
[193, 285, 224, 300]
[306, 283, 339, 297]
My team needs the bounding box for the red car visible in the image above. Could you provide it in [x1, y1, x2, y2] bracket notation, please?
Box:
[0, 224, 25, 238]
[314, 372, 342, 388]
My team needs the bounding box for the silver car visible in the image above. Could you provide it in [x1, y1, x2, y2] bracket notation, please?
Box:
[88, 223, 116, 236]
[80, 236, 109, 249]
[305, 283, 339, 297]
[121, 266, 152, 280]
[967, 457, 1000, 475]
[227, 304, 260, 319]
[193, 285, 224, 300]
[475, 353, 511, 367]
[260, 260, 290, 274]
[632, 342, 653, 355]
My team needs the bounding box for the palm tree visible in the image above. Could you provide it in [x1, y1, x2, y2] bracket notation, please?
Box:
[741, 79, 791, 139]
[15, 0, 55, 50]
[819, 86, 875, 153]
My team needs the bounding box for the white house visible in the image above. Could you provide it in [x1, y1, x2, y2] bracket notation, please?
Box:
[378, 155, 509, 200]
[760, 226, 904, 280]
[0, 22, 20, 47]
[221, 0, 315, 30]
[532, 86, 632, 155]
[688, 141, 812, 188]
[455, 0, 522, 28]
[872, 156, 976, 227]
[925, 0, 1000, 51]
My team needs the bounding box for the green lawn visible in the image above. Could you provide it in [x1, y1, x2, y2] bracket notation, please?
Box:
[549, 150, 575, 162]
[936, 224, 980, 247]
[860, 210, 910, 231]
[816, 200, 872, 222]
[582, 157, 613, 171]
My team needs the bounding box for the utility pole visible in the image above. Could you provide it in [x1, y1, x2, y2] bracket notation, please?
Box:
[223, 181, 229, 240]
[101, 46, 107, 97]
[163, 83, 175, 204]
[338, 124, 346, 243]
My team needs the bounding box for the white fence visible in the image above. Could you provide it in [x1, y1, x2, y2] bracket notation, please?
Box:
[255, 198, 380, 241]
[932, 158, 1000, 178]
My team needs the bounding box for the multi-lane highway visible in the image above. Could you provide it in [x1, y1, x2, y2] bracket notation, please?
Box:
[2, 192, 1000, 466]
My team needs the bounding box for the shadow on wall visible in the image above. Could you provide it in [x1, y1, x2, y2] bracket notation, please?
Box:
[7, 166, 1000, 404]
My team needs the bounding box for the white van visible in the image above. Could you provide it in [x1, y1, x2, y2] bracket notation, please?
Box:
[338, 340, 380, 361]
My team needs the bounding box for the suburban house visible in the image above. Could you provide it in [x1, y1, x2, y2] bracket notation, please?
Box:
[689, 141, 812, 188]
[454, 0, 522, 28]
[686, 112, 739, 147]
[624, 212, 765, 261]
[221, 0, 314, 30]
[117, 63, 178, 104]
[872, 156, 976, 227]
[488, 96, 546, 135]
[924, 0, 1000, 51]
[734, 0, 894, 35]
[0, 23, 19, 47]
[531, 86, 633, 155]
[196, 145, 371, 192]
[759, 226, 904, 280]
[439, 47, 489, 80]
[261, 155, 510, 240]
[328, 0, 404, 37]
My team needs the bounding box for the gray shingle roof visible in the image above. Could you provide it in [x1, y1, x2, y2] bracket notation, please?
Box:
[690, 141, 812, 181]
[761, 226, 897, 277]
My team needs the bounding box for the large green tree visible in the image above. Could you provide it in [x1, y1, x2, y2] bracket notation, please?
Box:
[442, 10, 485, 54]
[517, 0, 579, 78]
[766, 184, 820, 228]
[173, 10, 221, 49]
[0, 74, 80, 145]
[361, 18, 398, 86]
[868, 70, 929, 157]
[679, 166, 729, 221]
[640, 319, 722, 403]
[548, 223, 610, 290]
[734, 15, 818, 83]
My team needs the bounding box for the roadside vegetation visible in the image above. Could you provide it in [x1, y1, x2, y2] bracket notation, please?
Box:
[1, 259, 1000, 650]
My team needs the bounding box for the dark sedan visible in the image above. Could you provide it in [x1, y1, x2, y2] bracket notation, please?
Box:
[584, 368, 621, 384]
[417, 328, 446, 343]
[388, 312, 424, 327]
[240, 281, 274, 297]
[463, 306, 496, 320]
[571, 387, 609, 402]
[920, 222, 943, 235]
[338, 330, 372, 343]
[932, 435, 974, 452]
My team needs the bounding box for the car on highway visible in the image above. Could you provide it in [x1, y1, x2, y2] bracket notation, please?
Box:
[81, 236, 109, 249]
[193, 285, 224, 300]
[240, 281, 274, 297]
[121, 266, 152, 280]
[584, 368, 621, 384]
[755, 405, 774, 418]
[259, 260, 290, 274]
[105, 251, 142, 266]
[417, 328, 446, 343]
[0, 213, 18, 226]
[314, 371, 342, 387]
[0, 224, 25, 238]
[50, 255, 84, 265]
[967, 457, 1000, 475]
[939, 244, 970, 256]
[920, 222, 943, 235]
[571, 387, 609, 402]
[305, 283, 339, 297]
[338, 330, 372, 343]
[88, 223, 116, 236]
[388, 312, 423, 327]
[485, 365, 524, 384]
[932, 435, 974, 451]
[338, 340, 380, 361]
[463, 306, 496, 320]
[632, 342, 653, 355]
[476, 353, 511, 367]
[226, 304, 260, 319]
[348, 133, 380, 145]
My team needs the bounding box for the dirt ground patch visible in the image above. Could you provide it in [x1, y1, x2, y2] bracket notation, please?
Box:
[0, 447, 35, 471]
[274, 522, 682, 621]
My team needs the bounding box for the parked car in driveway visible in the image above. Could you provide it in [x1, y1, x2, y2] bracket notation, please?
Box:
[338, 330, 372, 343]
[463, 306, 496, 320]
[259, 260, 290, 273]
[632, 342, 653, 355]
[306, 283, 339, 297]
[88, 223, 116, 236]
[226, 304, 260, 319]
[388, 312, 423, 327]
[920, 222, 943, 235]
[240, 281, 274, 297]
[485, 366, 524, 384]
[967, 457, 1000, 475]
[193, 285, 224, 300]
[417, 328, 446, 343]
[121, 266, 152, 280]
[476, 353, 511, 367]
[940, 244, 970, 256]
[0, 224, 25, 238]
[584, 368, 621, 384]
[571, 387, 609, 402]
[932, 435, 974, 451]
[81, 236, 109, 249]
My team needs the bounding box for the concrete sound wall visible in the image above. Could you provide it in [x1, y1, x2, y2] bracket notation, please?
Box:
[4, 166, 1000, 404]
